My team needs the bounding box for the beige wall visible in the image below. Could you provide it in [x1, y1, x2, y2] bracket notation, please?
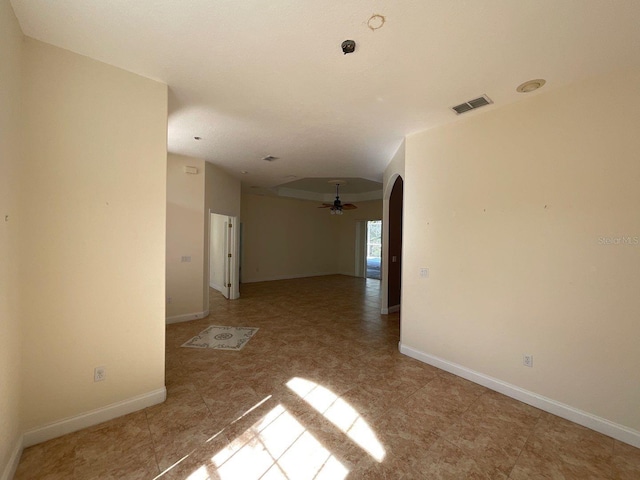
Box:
[241, 194, 341, 282]
[20, 38, 168, 430]
[241, 194, 380, 283]
[403, 69, 640, 432]
[0, 0, 24, 472]
[166, 154, 206, 319]
[204, 162, 242, 218]
[165, 157, 241, 318]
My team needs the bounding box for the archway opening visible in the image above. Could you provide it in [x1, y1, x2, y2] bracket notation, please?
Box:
[387, 176, 403, 313]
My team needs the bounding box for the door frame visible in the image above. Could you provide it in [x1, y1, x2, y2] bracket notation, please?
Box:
[208, 211, 240, 305]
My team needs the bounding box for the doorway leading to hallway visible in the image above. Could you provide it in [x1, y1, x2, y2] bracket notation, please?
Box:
[365, 220, 382, 279]
[209, 212, 239, 300]
[387, 176, 403, 312]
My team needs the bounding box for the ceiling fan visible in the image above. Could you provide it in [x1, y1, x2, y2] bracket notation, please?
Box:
[319, 182, 357, 215]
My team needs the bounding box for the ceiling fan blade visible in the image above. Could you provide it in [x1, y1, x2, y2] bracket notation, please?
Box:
[318, 204, 333, 208]
[342, 204, 358, 210]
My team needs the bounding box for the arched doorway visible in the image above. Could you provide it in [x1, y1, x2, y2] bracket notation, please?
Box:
[387, 177, 403, 313]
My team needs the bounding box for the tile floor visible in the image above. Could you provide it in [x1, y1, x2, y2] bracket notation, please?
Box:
[14, 275, 640, 479]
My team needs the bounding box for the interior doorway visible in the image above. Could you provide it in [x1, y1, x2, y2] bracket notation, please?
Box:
[365, 220, 382, 279]
[387, 177, 403, 312]
[209, 212, 239, 300]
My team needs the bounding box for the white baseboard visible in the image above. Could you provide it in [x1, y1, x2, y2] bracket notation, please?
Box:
[22, 387, 166, 448]
[209, 282, 225, 293]
[166, 310, 209, 325]
[1, 436, 23, 480]
[242, 272, 339, 284]
[399, 344, 640, 449]
[381, 304, 400, 315]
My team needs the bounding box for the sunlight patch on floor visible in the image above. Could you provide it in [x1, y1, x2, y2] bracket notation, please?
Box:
[211, 404, 349, 480]
[286, 377, 386, 462]
[186, 465, 211, 480]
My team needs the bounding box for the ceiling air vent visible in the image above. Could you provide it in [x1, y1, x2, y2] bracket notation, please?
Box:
[451, 95, 493, 115]
[262, 155, 279, 162]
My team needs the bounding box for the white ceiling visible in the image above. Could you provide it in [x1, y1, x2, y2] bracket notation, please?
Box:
[11, 1, 640, 190]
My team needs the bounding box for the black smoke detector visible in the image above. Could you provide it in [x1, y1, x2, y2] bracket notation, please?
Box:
[341, 40, 356, 55]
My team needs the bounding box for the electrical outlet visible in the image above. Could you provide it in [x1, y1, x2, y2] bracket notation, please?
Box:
[94, 366, 106, 382]
[523, 354, 533, 368]
[420, 267, 429, 278]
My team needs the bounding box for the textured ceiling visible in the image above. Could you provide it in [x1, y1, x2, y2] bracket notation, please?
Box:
[11, 0, 640, 189]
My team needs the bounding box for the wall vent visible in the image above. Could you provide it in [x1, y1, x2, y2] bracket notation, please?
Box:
[451, 95, 493, 115]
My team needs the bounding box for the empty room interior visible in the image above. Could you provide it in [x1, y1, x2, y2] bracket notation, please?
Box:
[2, 0, 640, 479]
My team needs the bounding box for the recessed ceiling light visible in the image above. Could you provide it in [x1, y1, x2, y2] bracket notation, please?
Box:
[194, 136, 202, 140]
[516, 79, 546, 93]
[241, 171, 248, 174]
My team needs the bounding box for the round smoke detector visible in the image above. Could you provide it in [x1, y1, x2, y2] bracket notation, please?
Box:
[516, 79, 546, 93]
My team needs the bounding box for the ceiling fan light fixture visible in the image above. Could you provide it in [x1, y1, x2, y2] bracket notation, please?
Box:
[318, 182, 358, 214]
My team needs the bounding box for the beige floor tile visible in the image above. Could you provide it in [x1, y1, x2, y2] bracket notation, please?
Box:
[13, 434, 77, 480]
[509, 413, 614, 479]
[613, 440, 640, 479]
[72, 412, 159, 479]
[408, 437, 506, 479]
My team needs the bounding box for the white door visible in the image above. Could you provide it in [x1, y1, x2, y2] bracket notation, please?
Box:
[209, 213, 239, 300]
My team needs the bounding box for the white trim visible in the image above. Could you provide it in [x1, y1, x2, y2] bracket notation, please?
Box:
[22, 387, 167, 448]
[1, 435, 23, 480]
[399, 344, 640, 449]
[166, 310, 209, 325]
[227, 216, 240, 300]
[242, 272, 339, 284]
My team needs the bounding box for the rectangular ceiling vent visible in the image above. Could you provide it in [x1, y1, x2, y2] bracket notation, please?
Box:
[451, 95, 493, 115]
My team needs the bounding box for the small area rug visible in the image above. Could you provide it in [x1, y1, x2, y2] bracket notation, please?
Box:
[181, 325, 259, 351]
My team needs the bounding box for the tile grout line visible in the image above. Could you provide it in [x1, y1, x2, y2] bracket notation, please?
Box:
[143, 409, 163, 476]
[505, 412, 544, 479]
[609, 438, 617, 479]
